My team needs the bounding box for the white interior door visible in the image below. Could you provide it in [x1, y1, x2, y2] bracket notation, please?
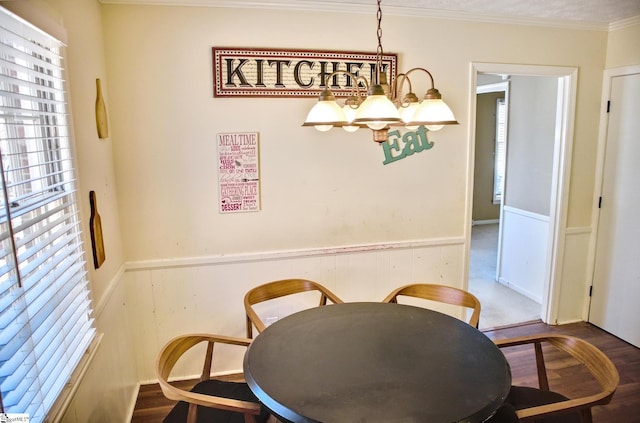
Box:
[589, 71, 640, 347]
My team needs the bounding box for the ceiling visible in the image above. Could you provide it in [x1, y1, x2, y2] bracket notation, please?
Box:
[104, 0, 640, 28]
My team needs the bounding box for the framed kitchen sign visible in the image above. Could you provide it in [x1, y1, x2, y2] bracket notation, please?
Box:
[212, 47, 397, 97]
[217, 132, 260, 213]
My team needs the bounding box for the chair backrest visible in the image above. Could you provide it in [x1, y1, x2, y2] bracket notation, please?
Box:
[155, 334, 263, 423]
[495, 334, 619, 422]
[244, 279, 343, 338]
[382, 283, 482, 328]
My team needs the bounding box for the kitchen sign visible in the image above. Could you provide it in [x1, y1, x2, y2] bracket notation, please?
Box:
[212, 47, 397, 97]
[217, 132, 260, 213]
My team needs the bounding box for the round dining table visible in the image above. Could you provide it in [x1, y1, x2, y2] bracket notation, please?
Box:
[243, 302, 511, 423]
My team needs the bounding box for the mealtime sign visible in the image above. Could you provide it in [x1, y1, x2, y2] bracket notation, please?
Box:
[217, 132, 260, 213]
[212, 47, 397, 97]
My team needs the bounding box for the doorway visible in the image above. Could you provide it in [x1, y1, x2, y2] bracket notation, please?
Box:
[470, 79, 541, 329]
[466, 63, 578, 327]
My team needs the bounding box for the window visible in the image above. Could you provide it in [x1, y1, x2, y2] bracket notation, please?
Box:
[0, 7, 95, 421]
[493, 97, 507, 204]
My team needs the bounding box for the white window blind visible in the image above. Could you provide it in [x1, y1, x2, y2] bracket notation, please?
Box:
[0, 7, 95, 422]
[493, 97, 507, 204]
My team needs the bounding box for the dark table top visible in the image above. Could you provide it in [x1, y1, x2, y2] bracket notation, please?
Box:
[243, 302, 511, 423]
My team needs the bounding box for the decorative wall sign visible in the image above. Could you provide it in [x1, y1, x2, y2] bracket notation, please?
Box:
[381, 126, 435, 165]
[217, 132, 261, 213]
[212, 47, 397, 97]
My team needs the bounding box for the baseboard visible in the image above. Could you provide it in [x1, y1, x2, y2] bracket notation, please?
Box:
[472, 219, 499, 226]
[126, 382, 141, 423]
[497, 277, 542, 304]
[481, 319, 543, 333]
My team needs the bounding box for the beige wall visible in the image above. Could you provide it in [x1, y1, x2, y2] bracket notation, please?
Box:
[101, 5, 607, 262]
[606, 20, 640, 68]
[505, 76, 558, 216]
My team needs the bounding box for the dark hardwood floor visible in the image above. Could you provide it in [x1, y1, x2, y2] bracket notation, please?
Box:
[131, 321, 640, 422]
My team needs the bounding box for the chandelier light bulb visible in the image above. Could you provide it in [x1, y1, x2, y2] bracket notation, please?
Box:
[399, 101, 420, 131]
[353, 84, 402, 131]
[314, 124, 334, 132]
[342, 103, 360, 132]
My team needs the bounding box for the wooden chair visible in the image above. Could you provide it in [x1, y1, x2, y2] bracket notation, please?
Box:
[244, 279, 343, 338]
[155, 334, 271, 423]
[382, 283, 482, 328]
[493, 334, 619, 423]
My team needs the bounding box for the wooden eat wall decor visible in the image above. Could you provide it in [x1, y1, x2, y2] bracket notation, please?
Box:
[212, 47, 397, 98]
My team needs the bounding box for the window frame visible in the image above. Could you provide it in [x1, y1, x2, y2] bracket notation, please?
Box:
[476, 81, 509, 206]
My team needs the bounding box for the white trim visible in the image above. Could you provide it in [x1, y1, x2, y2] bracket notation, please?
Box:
[468, 62, 578, 327]
[609, 15, 640, 31]
[125, 236, 465, 271]
[497, 276, 542, 304]
[98, 0, 611, 31]
[125, 383, 142, 423]
[49, 334, 104, 423]
[92, 264, 126, 318]
[564, 226, 591, 236]
[476, 82, 509, 94]
[502, 205, 549, 223]
[472, 219, 499, 226]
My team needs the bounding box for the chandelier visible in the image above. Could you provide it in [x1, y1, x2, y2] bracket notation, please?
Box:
[303, 0, 458, 142]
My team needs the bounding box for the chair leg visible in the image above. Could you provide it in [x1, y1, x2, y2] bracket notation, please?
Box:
[246, 315, 253, 338]
[534, 342, 550, 391]
[187, 403, 198, 423]
[580, 408, 593, 423]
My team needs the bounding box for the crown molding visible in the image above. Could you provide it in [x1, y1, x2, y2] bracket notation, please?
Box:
[609, 14, 640, 31]
[99, 0, 613, 31]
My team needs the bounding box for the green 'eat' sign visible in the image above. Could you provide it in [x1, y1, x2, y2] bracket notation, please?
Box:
[381, 126, 434, 165]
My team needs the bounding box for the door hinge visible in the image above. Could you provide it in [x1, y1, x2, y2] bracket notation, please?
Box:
[589, 286, 593, 297]
[606, 100, 611, 113]
[598, 196, 602, 208]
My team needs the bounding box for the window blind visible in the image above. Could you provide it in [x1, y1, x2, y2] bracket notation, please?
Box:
[0, 7, 95, 422]
[493, 97, 507, 203]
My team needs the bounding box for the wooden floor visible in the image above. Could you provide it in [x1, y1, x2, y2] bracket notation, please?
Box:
[131, 321, 640, 422]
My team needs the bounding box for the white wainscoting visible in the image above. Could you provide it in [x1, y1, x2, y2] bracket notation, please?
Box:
[124, 238, 465, 382]
[557, 226, 593, 324]
[61, 266, 139, 423]
[498, 206, 549, 303]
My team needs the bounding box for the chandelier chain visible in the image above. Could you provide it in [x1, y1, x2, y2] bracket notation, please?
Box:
[375, 0, 383, 85]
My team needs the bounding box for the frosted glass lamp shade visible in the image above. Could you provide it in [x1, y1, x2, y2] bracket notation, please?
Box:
[353, 84, 402, 130]
[408, 98, 458, 131]
[303, 89, 348, 131]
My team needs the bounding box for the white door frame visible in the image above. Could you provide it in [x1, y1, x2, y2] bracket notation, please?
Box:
[587, 64, 640, 318]
[466, 63, 578, 324]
